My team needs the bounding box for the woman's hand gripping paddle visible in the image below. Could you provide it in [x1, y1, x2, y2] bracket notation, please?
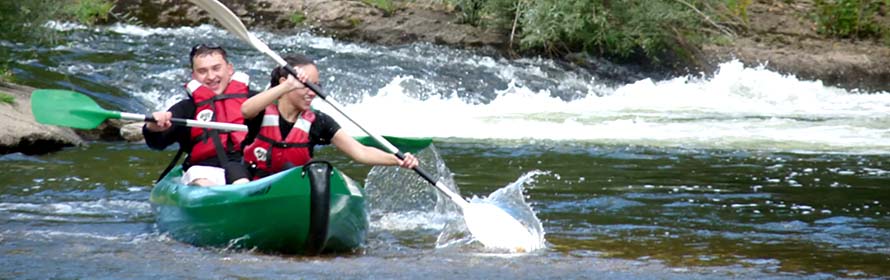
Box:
[188, 0, 538, 252]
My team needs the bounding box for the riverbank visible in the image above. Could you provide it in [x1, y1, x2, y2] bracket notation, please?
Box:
[113, 0, 890, 92]
[3, 0, 888, 155]
[0, 83, 141, 155]
[0, 83, 83, 154]
[702, 1, 890, 92]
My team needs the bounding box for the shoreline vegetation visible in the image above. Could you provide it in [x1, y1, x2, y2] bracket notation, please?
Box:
[2, 0, 889, 91]
[0, 0, 889, 155]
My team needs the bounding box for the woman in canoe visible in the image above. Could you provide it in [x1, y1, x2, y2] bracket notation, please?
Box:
[240, 54, 418, 178]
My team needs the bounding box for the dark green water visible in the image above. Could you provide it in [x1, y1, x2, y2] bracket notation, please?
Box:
[1, 141, 887, 279]
[1, 22, 889, 279]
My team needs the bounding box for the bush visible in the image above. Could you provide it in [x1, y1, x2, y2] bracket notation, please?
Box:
[0, 93, 14, 105]
[362, 0, 398, 16]
[0, 0, 114, 42]
[65, 0, 115, 25]
[0, 64, 13, 84]
[450, 0, 486, 24]
[448, 0, 732, 64]
[290, 12, 306, 26]
[814, 0, 888, 39]
[0, 0, 62, 41]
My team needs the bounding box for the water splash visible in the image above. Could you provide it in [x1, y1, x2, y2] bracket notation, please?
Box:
[436, 170, 548, 252]
[363, 146, 546, 252]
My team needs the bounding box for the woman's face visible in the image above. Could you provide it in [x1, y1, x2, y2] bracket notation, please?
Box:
[282, 64, 319, 112]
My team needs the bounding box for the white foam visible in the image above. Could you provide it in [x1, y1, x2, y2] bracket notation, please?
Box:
[107, 23, 228, 38]
[320, 60, 890, 153]
[372, 210, 448, 231]
[0, 200, 152, 217]
[91, 23, 890, 153]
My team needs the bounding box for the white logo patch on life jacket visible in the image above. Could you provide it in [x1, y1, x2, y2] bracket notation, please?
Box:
[196, 109, 214, 122]
[254, 147, 268, 162]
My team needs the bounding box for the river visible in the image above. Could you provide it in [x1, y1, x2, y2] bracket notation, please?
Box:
[0, 22, 888, 279]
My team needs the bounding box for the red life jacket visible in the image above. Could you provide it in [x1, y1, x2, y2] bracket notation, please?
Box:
[243, 105, 315, 177]
[186, 72, 250, 164]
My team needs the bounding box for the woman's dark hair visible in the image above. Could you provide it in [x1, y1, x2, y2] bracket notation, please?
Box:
[270, 55, 315, 87]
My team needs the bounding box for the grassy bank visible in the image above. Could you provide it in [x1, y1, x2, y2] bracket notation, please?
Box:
[0, 92, 14, 105]
[443, 0, 889, 66]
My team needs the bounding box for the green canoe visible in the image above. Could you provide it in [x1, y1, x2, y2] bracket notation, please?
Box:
[149, 136, 431, 255]
[150, 161, 367, 254]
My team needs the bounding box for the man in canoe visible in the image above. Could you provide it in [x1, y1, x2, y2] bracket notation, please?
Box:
[240, 54, 419, 178]
[144, 44, 259, 186]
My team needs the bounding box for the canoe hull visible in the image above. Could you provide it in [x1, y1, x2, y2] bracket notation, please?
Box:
[150, 162, 368, 254]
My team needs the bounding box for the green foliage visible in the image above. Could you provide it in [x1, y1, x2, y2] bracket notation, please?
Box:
[0, 0, 114, 42]
[813, 0, 887, 39]
[0, 64, 14, 84]
[349, 17, 364, 28]
[362, 0, 397, 16]
[444, 0, 742, 64]
[449, 0, 484, 24]
[0, 93, 14, 105]
[65, 0, 115, 25]
[0, 0, 64, 41]
[0, 64, 19, 105]
[710, 34, 735, 46]
[290, 12, 306, 26]
[726, 0, 752, 24]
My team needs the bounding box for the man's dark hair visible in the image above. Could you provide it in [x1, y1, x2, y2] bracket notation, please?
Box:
[270, 55, 315, 87]
[189, 44, 228, 69]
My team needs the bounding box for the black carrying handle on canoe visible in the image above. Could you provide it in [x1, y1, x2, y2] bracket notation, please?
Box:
[302, 160, 332, 255]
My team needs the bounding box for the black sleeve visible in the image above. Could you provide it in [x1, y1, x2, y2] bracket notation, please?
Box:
[309, 110, 341, 145]
[142, 99, 195, 151]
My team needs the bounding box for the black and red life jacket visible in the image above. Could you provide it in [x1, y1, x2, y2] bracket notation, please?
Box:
[243, 105, 315, 177]
[186, 72, 250, 164]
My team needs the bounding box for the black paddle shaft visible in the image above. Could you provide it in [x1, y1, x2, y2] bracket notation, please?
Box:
[394, 152, 441, 187]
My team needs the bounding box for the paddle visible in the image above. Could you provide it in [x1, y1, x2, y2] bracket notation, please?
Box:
[31, 89, 247, 131]
[190, 0, 538, 251]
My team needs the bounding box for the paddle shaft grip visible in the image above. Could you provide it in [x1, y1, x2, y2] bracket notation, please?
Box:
[396, 152, 470, 207]
[141, 115, 248, 132]
[143, 115, 193, 126]
[394, 152, 435, 185]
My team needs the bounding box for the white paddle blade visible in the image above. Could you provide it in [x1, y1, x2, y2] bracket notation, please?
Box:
[189, 0, 249, 41]
[189, 0, 287, 66]
[462, 203, 540, 252]
[251, 35, 288, 66]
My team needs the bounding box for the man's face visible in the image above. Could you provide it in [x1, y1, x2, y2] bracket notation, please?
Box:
[191, 52, 234, 95]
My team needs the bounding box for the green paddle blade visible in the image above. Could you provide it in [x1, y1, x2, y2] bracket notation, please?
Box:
[31, 89, 121, 129]
[354, 136, 433, 154]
